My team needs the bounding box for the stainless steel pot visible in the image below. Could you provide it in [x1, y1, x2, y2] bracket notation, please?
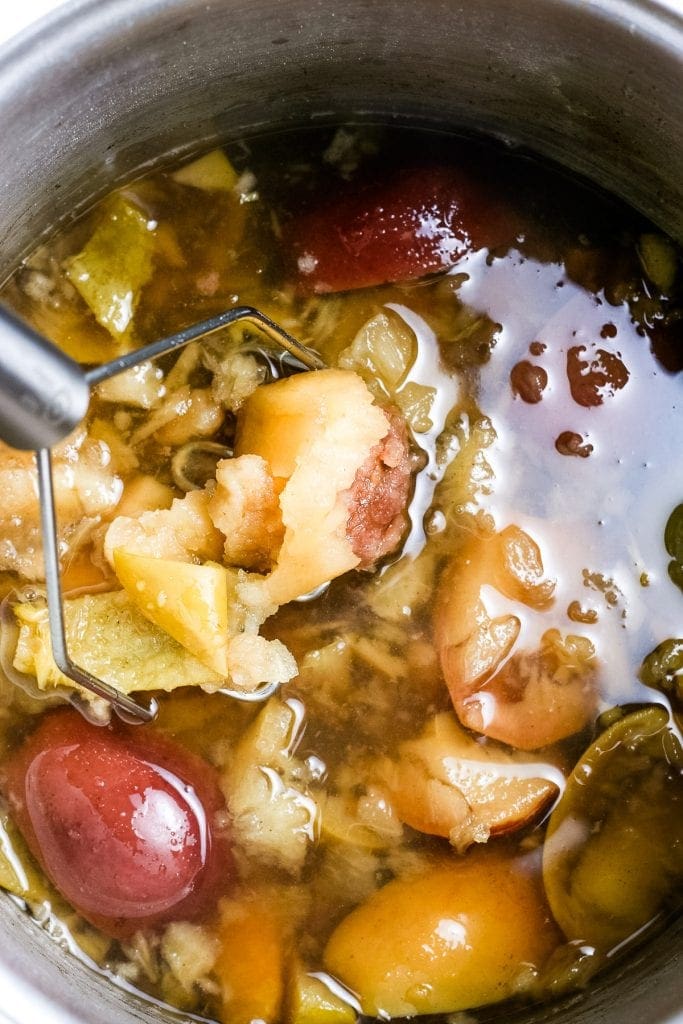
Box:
[0, 0, 680, 1021]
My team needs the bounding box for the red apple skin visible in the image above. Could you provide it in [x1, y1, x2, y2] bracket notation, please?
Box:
[284, 164, 518, 294]
[3, 709, 233, 938]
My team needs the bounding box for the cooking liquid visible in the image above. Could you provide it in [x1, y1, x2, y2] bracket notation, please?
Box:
[0, 126, 680, 1021]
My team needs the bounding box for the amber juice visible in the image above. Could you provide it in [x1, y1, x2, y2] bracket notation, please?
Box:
[0, 126, 680, 1023]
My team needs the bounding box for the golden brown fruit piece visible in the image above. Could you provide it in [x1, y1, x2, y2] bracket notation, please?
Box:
[216, 897, 285, 1024]
[543, 706, 683, 951]
[236, 369, 409, 603]
[286, 958, 357, 1024]
[435, 526, 598, 750]
[380, 712, 562, 850]
[464, 629, 598, 751]
[207, 454, 285, 572]
[324, 847, 559, 1017]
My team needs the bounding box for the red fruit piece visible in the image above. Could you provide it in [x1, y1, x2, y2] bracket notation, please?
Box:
[346, 406, 413, 567]
[3, 709, 232, 938]
[285, 165, 516, 294]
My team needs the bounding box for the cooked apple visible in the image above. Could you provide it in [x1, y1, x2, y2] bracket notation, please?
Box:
[436, 526, 598, 750]
[236, 368, 406, 604]
[380, 712, 562, 850]
[104, 489, 224, 566]
[223, 697, 320, 875]
[111, 550, 296, 691]
[113, 550, 233, 675]
[286, 958, 357, 1024]
[207, 454, 285, 572]
[13, 590, 225, 695]
[324, 846, 559, 1017]
[543, 706, 683, 950]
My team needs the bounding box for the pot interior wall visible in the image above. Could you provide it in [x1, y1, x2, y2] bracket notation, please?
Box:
[0, 0, 680, 1022]
[0, 0, 681, 273]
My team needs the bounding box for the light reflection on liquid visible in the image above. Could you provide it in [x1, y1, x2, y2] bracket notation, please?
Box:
[384, 302, 461, 558]
[447, 248, 683, 710]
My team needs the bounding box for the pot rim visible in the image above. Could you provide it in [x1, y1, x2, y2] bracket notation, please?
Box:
[1, 0, 683, 79]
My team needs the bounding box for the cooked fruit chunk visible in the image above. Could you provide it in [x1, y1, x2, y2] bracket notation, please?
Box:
[320, 786, 403, 853]
[284, 165, 516, 294]
[458, 629, 598, 751]
[543, 706, 683, 950]
[0, 808, 46, 903]
[207, 454, 285, 572]
[13, 590, 224, 695]
[104, 489, 224, 566]
[286, 958, 357, 1024]
[113, 551, 297, 689]
[0, 430, 123, 581]
[95, 359, 165, 409]
[3, 710, 233, 938]
[380, 712, 562, 850]
[13, 578, 295, 699]
[66, 194, 156, 340]
[236, 369, 386, 478]
[324, 847, 559, 1016]
[113, 551, 233, 675]
[216, 897, 285, 1024]
[435, 527, 598, 749]
[114, 474, 175, 518]
[161, 921, 221, 995]
[236, 369, 409, 603]
[172, 150, 239, 192]
[223, 698, 319, 875]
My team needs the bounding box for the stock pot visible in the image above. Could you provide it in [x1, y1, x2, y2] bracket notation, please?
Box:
[0, 0, 680, 1021]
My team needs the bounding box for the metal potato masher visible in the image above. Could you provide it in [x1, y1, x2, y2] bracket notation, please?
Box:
[0, 306, 323, 724]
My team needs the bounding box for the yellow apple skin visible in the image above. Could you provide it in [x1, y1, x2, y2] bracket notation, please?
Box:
[113, 549, 230, 675]
[324, 848, 559, 1017]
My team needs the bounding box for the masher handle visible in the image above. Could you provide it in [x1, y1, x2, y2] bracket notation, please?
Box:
[0, 307, 90, 450]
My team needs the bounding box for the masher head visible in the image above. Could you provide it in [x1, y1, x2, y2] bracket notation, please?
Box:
[1, 305, 323, 723]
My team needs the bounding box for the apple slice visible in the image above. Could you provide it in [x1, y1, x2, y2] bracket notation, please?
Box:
[215, 897, 285, 1024]
[236, 369, 391, 605]
[380, 712, 563, 850]
[435, 526, 598, 750]
[113, 549, 233, 675]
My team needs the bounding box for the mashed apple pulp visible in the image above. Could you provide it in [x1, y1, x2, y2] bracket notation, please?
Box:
[0, 126, 680, 1023]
